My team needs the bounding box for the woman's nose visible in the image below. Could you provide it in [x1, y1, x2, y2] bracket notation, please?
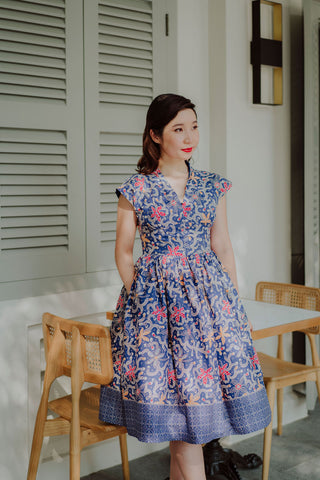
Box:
[184, 132, 192, 143]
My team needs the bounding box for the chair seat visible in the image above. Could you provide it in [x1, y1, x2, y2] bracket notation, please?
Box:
[258, 351, 319, 382]
[49, 385, 126, 433]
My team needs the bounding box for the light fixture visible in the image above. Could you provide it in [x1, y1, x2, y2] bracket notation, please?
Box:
[250, 0, 283, 105]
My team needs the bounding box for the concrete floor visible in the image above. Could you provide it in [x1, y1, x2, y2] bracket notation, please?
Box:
[81, 401, 320, 480]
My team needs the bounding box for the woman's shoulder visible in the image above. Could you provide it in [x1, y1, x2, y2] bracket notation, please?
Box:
[192, 167, 231, 184]
[116, 171, 155, 201]
[191, 167, 232, 197]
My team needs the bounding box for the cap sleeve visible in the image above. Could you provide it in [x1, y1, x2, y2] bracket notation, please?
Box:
[212, 174, 232, 201]
[116, 175, 136, 205]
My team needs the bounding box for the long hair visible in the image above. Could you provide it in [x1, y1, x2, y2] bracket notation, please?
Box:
[137, 93, 196, 174]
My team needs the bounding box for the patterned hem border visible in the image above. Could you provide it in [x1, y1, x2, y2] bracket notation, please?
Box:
[99, 386, 271, 444]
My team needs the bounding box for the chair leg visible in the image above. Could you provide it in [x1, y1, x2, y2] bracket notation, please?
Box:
[70, 327, 83, 480]
[119, 433, 130, 480]
[27, 390, 50, 480]
[306, 333, 320, 368]
[306, 333, 320, 402]
[276, 388, 283, 436]
[316, 371, 320, 401]
[69, 414, 81, 480]
[262, 382, 276, 480]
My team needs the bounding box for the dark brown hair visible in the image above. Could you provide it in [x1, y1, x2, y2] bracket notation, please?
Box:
[137, 93, 196, 174]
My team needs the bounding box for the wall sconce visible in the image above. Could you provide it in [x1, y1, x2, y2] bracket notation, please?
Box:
[250, 0, 282, 105]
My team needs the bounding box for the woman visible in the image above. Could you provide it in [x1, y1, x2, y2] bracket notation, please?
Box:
[99, 94, 271, 480]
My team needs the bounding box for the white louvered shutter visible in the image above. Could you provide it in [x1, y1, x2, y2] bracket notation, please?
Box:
[85, 0, 176, 272]
[0, 0, 86, 282]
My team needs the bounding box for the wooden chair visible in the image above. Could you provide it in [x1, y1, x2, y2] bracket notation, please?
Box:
[255, 281, 320, 480]
[27, 313, 129, 480]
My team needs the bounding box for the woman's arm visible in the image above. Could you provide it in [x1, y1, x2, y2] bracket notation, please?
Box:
[210, 196, 239, 291]
[115, 194, 137, 294]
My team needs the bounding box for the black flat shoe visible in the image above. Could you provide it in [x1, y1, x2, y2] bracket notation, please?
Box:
[227, 449, 262, 469]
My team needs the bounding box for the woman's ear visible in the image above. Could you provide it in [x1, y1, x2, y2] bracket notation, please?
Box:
[150, 129, 161, 144]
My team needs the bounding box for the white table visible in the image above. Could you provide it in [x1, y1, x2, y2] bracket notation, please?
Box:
[242, 298, 320, 340]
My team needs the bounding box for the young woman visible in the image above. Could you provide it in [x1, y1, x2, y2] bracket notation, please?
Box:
[99, 94, 271, 480]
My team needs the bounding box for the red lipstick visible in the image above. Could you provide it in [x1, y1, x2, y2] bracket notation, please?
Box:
[182, 148, 193, 153]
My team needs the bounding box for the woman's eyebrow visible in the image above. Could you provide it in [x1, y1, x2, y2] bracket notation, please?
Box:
[172, 120, 198, 128]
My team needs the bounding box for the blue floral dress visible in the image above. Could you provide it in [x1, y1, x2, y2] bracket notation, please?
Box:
[99, 164, 271, 444]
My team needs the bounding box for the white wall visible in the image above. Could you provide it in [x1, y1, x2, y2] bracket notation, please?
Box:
[176, 0, 210, 171]
[210, 0, 297, 299]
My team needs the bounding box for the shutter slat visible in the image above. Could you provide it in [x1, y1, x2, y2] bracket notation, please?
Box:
[1, 129, 66, 143]
[0, 73, 66, 89]
[100, 212, 117, 222]
[100, 73, 152, 87]
[1, 143, 66, 153]
[0, 164, 67, 174]
[0, 19, 65, 37]
[99, 62, 151, 78]
[1, 236, 68, 250]
[99, 35, 151, 52]
[99, 93, 150, 105]
[1, 144, 66, 154]
[1, 175, 66, 185]
[101, 231, 116, 242]
[100, 145, 141, 155]
[100, 44, 151, 60]
[22, 0, 65, 6]
[0, 30, 65, 48]
[99, 16, 152, 33]
[99, 54, 151, 70]
[0, 154, 67, 164]
[100, 174, 130, 185]
[2, 225, 68, 239]
[1, 196, 67, 206]
[1, 205, 68, 217]
[100, 203, 117, 213]
[99, 82, 152, 97]
[1, 185, 67, 195]
[0, 0, 65, 17]
[100, 164, 137, 174]
[1, 215, 67, 228]
[0, 61, 65, 79]
[99, 4, 152, 23]
[0, 9, 65, 28]
[100, 132, 141, 145]
[100, 155, 138, 165]
[0, 40, 65, 59]
[99, 24, 152, 41]
[99, 0, 152, 15]
[1, 51, 65, 68]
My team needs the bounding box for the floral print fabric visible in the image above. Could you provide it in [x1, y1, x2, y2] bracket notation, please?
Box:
[99, 165, 271, 443]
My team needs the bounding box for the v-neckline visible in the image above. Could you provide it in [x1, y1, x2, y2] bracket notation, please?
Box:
[154, 162, 191, 205]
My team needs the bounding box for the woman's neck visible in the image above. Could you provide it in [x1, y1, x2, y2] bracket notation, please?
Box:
[158, 158, 189, 178]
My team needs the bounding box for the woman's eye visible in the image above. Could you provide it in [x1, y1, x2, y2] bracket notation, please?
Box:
[193, 125, 198, 130]
[174, 128, 183, 132]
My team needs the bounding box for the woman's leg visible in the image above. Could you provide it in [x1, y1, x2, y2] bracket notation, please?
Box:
[169, 441, 206, 480]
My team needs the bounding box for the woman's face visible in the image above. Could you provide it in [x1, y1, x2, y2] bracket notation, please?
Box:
[153, 108, 199, 162]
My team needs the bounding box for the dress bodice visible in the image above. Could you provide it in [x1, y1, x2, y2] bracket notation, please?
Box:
[116, 166, 232, 260]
